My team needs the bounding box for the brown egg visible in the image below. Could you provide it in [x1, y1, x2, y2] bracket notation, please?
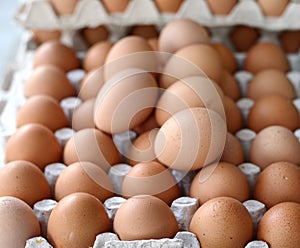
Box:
[32, 29, 61, 45]
[160, 44, 224, 88]
[130, 25, 158, 39]
[55, 161, 113, 202]
[78, 69, 105, 101]
[5, 124, 62, 171]
[114, 195, 178, 240]
[81, 26, 110, 46]
[102, 0, 129, 13]
[159, 19, 210, 54]
[94, 71, 158, 134]
[257, 202, 300, 248]
[24, 65, 75, 101]
[63, 128, 120, 172]
[212, 43, 238, 74]
[247, 95, 299, 132]
[128, 129, 158, 165]
[50, 0, 78, 15]
[189, 197, 253, 248]
[207, 0, 238, 15]
[257, 0, 290, 16]
[249, 125, 300, 170]
[155, 76, 224, 126]
[223, 95, 243, 133]
[0, 160, 51, 207]
[154, 0, 183, 12]
[230, 25, 260, 52]
[72, 98, 95, 131]
[279, 30, 300, 53]
[218, 70, 241, 101]
[17, 95, 68, 131]
[148, 38, 159, 51]
[122, 162, 180, 205]
[154, 107, 226, 171]
[33, 40, 80, 72]
[221, 132, 245, 165]
[133, 113, 160, 134]
[47, 192, 110, 248]
[0, 196, 40, 248]
[190, 162, 250, 204]
[247, 69, 296, 100]
[254, 162, 300, 209]
[244, 42, 290, 74]
[83, 41, 113, 71]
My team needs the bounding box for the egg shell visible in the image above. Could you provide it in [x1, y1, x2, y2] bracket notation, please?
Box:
[154, 0, 183, 13]
[122, 161, 180, 205]
[5, 123, 62, 171]
[206, 0, 238, 15]
[101, 0, 129, 13]
[190, 162, 250, 204]
[257, 0, 290, 16]
[249, 125, 300, 170]
[148, 38, 159, 52]
[47, 192, 110, 248]
[257, 202, 300, 248]
[247, 95, 299, 132]
[55, 161, 114, 202]
[0, 196, 41, 248]
[82, 26, 110, 46]
[212, 43, 238, 74]
[24, 65, 75, 101]
[230, 25, 260, 52]
[189, 197, 253, 248]
[223, 96, 243, 134]
[32, 29, 61, 45]
[0, 160, 51, 207]
[254, 162, 300, 209]
[50, 0, 78, 15]
[218, 70, 241, 101]
[113, 195, 178, 240]
[130, 25, 158, 39]
[63, 128, 120, 172]
[279, 30, 300, 53]
[133, 113, 159, 135]
[72, 98, 95, 131]
[221, 132, 244, 165]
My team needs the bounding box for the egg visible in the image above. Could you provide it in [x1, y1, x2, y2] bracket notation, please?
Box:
[154, 0, 183, 13]
[72, 98, 95, 131]
[148, 38, 159, 51]
[257, 0, 290, 16]
[94, 71, 158, 134]
[257, 202, 300, 248]
[221, 132, 245, 165]
[24, 65, 75, 101]
[230, 25, 260, 52]
[101, 0, 130, 13]
[189, 197, 253, 248]
[16, 95, 68, 131]
[206, 0, 238, 15]
[47, 192, 110, 248]
[133, 114, 159, 134]
[63, 128, 120, 172]
[83, 41, 113, 71]
[159, 19, 210, 54]
[122, 161, 180, 205]
[246, 69, 296, 100]
[0, 196, 41, 248]
[32, 29, 61, 45]
[81, 26, 110, 46]
[190, 162, 250, 204]
[5, 123, 62, 171]
[244, 42, 290, 74]
[33, 40, 80, 72]
[55, 161, 114, 202]
[113, 195, 178, 240]
[223, 95, 243, 133]
[212, 43, 238, 74]
[0, 160, 51, 206]
[279, 30, 300, 53]
[50, 0, 78, 15]
[249, 125, 300, 170]
[218, 70, 241, 101]
[247, 95, 299, 132]
[160, 44, 224, 88]
[130, 25, 158, 39]
[154, 107, 226, 171]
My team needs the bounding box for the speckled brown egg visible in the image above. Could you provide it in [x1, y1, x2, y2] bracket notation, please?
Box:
[24, 65, 75, 101]
[207, 0, 238, 15]
[63, 128, 120, 172]
[279, 30, 300, 53]
[257, 0, 290, 16]
[154, 0, 183, 12]
[55, 161, 113, 202]
[0, 196, 41, 248]
[254, 161, 300, 208]
[218, 70, 241, 101]
[230, 25, 260, 52]
[33, 40, 80, 72]
[47, 192, 110, 248]
[257, 202, 300, 248]
[72, 98, 95, 131]
[102, 0, 129, 13]
[247, 95, 299, 132]
[5, 123, 62, 171]
[0, 160, 51, 207]
[223, 95, 243, 133]
[249, 125, 300, 170]
[16, 95, 68, 131]
[189, 197, 253, 248]
[122, 161, 180, 205]
[81, 26, 110, 46]
[221, 132, 245, 165]
[32, 29, 61, 45]
[114, 195, 178, 240]
[212, 43, 238, 74]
